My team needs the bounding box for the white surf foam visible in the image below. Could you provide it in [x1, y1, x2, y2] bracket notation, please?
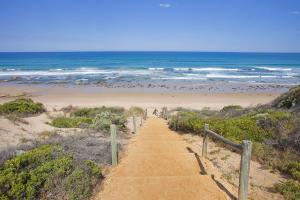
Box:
[255, 67, 292, 71]
[0, 68, 152, 76]
[191, 67, 238, 71]
[152, 77, 207, 80]
[206, 74, 281, 79]
[148, 67, 164, 71]
[173, 67, 238, 71]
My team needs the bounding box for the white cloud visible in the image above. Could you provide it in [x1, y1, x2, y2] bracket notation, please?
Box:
[289, 11, 300, 15]
[159, 3, 171, 8]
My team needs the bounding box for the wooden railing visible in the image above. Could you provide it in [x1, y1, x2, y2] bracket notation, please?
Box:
[203, 124, 252, 200]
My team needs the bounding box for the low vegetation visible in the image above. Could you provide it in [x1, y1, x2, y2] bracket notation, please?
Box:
[0, 144, 101, 200]
[127, 106, 145, 117]
[51, 117, 93, 128]
[51, 106, 143, 133]
[168, 86, 300, 200]
[275, 180, 300, 200]
[72, 106, 125, 118]
[91, 111, 127, 133]
[271, 85, 300, 111]
[0, 98, 45, 117]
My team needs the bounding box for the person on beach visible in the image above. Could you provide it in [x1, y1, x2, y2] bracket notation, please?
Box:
[153, 108, 158, 116]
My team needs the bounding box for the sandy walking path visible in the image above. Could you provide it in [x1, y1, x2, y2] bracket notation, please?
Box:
[97, 118, 227, 200]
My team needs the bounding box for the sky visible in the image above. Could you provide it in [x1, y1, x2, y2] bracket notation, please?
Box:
[0, 0, 299, 52]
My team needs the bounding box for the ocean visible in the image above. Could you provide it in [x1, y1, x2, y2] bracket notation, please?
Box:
[0, 52, 300, 85]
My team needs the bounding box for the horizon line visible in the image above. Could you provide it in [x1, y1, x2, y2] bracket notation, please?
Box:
[0, 50, 300, 54]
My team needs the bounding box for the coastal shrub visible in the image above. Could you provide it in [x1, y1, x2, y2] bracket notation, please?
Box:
[64, 168, 91, 200]
[0, 144, 101, 200]
[252, 142, 299, 171]
[0, 145, 73, 199]
[52, 106, 128, 132]
[251, 110, 299, 152]
[271, 85, 300, 110]
[127, 106, 144, 116]
[280, 130, 300, 153]
[169, 109, 297, 143]
[168, 89, 300, 198]
[0, 98, 45, 117]
[220, 105, 245, 118]
[275, 180, 300, 200]
[91, 111, 127, 133]
[51, 117, 93, 128]
[208, 117, 268, 142]
[73, 106, 125, 118]
[168, 110, 268, 142]
[168, 109, 299, 168]
[64, 160, 101, 200]
[221, 105, 243, 112]
[282, 161, 300, 181]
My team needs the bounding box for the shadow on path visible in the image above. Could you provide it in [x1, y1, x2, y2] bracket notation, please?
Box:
[186, 147, 237, 200]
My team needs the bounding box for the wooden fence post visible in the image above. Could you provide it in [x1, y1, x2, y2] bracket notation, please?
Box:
[144, 109, 147, 120]
[175, 115, 179, 131]
[133, 116, 137, 134]
[110, 124, 117, 166]
[202, 124, 209, 158]
[238, 140, 252, 200]
[165, 108, 168, 120]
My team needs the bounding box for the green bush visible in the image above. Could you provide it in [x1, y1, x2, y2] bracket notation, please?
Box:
[64, 168, 91, 200]
[272, 85, 300, 110]
[251, 110, 297, 143]
[168, 109, 300, 171]
[64, 160, 101, 200]
[0, 145, 73, 199]
[84, 160, 101, 177]
[208, 117, 268, 142]
[168, 110, 204, 133]
[51, 117, 93, 128]
[219, 105, 245, 118]
[64, 160, 100, 200]
[282, 162, 300, 181]
[73, 106, 125, 118]
[169, 109, 297, 143]
[251, 142, 299, 171]
[275, 180, 300, 200]
[0, 145, 101, 200]
[127, 106, 144, 116]
[168, 110, 268, 142]
[52, 106, 128, 132]
[221, 105, 243, 112]
[91, 111, 127, 133]
[0, 98, 45, 117]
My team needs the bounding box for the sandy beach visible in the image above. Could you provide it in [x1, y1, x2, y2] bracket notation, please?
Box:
[0, 84, 281, 110]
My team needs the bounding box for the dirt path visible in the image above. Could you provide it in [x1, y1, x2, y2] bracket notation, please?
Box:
[96, 118, 228, 200]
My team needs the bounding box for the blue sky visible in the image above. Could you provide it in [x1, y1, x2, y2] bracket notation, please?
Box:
[0, 0, 299, 52]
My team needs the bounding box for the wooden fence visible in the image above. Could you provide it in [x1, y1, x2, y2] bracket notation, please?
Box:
[203, 124, 252, 200]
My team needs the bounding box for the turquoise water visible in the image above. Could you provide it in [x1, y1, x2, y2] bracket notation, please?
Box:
[0, 52, 300, 84]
